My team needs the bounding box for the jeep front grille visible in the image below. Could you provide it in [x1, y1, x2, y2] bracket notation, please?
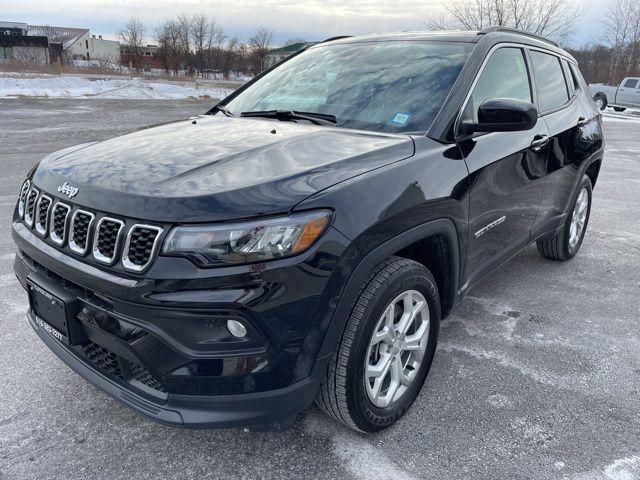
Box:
[122, 225, 163, 272]
[18, 180, 30, 218]
[24, 187, 39, 227]
[18, 186, 163, 272]
[34, 195, 52, 236]
[49, 202, 71, 246]
[93, 217, 124, 264]
[69, 210, 94, 255]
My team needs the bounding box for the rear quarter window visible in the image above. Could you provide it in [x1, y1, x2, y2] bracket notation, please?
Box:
[530, 50, 569, 113]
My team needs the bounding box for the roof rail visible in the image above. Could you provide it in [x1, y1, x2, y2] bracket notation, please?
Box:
[320, 35, 353, 44]
[478, 26, 559, 47]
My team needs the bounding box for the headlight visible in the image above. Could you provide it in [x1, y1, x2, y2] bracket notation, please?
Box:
[162, 210, 331, 267]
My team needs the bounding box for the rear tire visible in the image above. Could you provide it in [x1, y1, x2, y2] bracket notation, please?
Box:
[613, 106, 627, 112]
[593, 94, 607, 110]
[536, 175, 592, 261]
[315, 256, 440, 432]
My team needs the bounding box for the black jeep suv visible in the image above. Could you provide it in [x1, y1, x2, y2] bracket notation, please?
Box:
[12, 28, 603, 432]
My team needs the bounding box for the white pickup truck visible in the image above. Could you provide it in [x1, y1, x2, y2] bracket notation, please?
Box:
[589, 77, 640, 111]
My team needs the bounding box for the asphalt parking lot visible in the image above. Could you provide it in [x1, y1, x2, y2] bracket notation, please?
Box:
[0, 98, 639, 480]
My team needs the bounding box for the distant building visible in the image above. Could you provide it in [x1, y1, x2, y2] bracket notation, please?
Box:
[0, 24, 49, 65]
[28, 25, 120, 63]
[0, 22, 28, 35]
[264, 42, 316, 69]
[84, 35, 120, 63]
[120, 44, 161, 69]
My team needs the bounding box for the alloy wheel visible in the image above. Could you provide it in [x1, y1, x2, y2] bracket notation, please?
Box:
[364, 290, 430, 408]
[569, 187, 589, 249]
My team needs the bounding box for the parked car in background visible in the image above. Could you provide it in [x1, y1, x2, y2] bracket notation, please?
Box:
[12, 27, 604, 433]
[589, 77, 640, 111]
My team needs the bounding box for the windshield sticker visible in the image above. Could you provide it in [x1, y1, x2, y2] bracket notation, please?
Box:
[391, 113, 411, 125]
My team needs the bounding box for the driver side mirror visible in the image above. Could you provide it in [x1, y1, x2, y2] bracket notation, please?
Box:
[463, 98, 538, 134]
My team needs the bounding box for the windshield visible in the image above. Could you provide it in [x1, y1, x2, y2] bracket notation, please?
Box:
[224, 40, 473, 134]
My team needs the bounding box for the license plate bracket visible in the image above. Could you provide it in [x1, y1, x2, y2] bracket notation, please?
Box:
[27, 277, 84, 345]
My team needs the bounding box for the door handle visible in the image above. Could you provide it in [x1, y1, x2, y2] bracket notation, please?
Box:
[577, 116, 589, 127]
[530, 134, 549, 151]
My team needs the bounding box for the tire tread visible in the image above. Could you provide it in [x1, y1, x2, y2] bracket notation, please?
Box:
[315, 256, 432, 431]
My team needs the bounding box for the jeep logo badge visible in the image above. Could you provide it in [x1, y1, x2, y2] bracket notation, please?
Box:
[57, 182, 79, 198]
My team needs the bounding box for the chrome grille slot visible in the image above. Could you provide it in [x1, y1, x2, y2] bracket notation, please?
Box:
[24, 187, 39, 227]
[34, 195, 52, 236]
[93, 217, 124, 264]
[49, 202, 71, 246]
[69, 210, 95, 255]
[18, 180, 30, 218]
[122, 224, 163, 272]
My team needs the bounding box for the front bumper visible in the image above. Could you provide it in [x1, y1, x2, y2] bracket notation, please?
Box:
[26, 309, 318, 429]
[13, 220, 349, 429]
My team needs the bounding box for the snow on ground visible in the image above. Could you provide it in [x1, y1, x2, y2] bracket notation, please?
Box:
[0, 75, 235, 100]
[601, 107, 640, 124]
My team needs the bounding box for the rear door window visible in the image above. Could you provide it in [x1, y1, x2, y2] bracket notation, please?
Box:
[562, 60, 577, 96]
[530, 50, 570, 113]
[569, 63, 588, 92]
[623, 78, 638, 88]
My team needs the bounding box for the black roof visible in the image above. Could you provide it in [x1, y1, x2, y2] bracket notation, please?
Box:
[0, 34, 48, 48]
[316, 28, 573, 60]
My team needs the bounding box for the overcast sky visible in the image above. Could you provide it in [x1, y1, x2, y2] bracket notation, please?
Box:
[4, 0, 608, 48]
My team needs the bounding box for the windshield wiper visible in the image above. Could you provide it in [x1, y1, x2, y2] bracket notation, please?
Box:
[240, 110, 337, 126]
[212, 104, 234, 117]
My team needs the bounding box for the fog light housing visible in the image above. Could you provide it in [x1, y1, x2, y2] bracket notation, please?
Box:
[227, 319, 247, 338]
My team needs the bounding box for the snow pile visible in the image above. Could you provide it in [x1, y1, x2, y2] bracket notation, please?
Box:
[0, 75, 234, 100]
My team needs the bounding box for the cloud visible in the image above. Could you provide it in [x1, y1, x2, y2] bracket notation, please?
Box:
[6, 0, 606, 45]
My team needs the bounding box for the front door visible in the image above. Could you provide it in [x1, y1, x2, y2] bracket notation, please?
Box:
[458, 46, 549, 291]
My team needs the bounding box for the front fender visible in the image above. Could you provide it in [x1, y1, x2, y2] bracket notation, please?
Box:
[296, 218, 461, 383]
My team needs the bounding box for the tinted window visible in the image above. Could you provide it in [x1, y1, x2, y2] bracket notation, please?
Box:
[531, 51, 569, 112]
[225, 41, 473, 133]
[563, 60, 576, 95]
[463, 47, 531, 123]
[569, 63, 588, 92]
[623, 78, 638, 88]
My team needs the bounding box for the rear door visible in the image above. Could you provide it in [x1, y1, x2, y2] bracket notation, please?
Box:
[530, 50, 594, 235]
[458, 46, 549, 290]
[616, 78, 640, 106]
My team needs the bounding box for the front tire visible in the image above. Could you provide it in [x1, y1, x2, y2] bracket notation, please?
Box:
[537, 175, 592, 261]
[316, 256, 440, 432]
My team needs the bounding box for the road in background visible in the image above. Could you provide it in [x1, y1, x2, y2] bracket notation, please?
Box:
[1, 99, 638, 480]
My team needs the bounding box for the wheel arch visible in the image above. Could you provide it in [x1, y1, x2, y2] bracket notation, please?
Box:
[314, 218, 460, 363]
[585, 158, 602, 189]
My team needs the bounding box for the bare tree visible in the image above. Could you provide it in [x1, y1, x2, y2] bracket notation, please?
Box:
[118, 18, 145, 70]
[156, 19, 184, 74]
[176, 14, 193, 69]
[249, 27, 275, 72]
[424, 0, 581, 44]
[191, 14, 208, 74]
[224, 36, 239, 78]
[602, 0, 640, 82]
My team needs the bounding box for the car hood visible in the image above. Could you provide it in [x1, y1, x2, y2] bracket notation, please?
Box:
[33, 115, 414, 222]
